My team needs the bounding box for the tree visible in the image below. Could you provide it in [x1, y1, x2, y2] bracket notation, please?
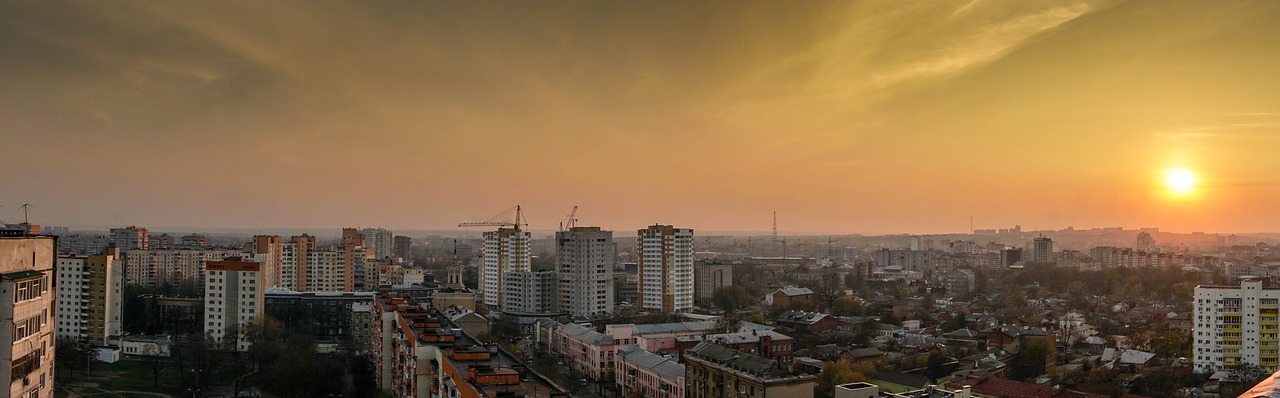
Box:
[246, 317, 287, 371]
[831, 296, 860, 317]
[1009, 339, 1051, 380]
[925, 351, 949, 381]
[815, 360, 873, 398]
[142, 345, 168, 386]
[713, 286, 757, 312]
[1077, 367, 1124, 397]
[1149, 329, 1189, 359]
[56, 339, 89, 381]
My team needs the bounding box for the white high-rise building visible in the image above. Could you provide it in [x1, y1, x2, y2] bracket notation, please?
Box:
[360, 228, 394, 259]
[56, 249, 123, 345]
[556, 227, 613, 317]
[482, 228, 530, 311]
[637, 225, 694, 313]
[203, 257, 263, 352]
[1194, 278, 1280, 373]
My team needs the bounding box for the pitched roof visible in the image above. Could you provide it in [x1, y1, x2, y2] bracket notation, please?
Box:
[559, 323, 615, 346]
[776, 310, 831, 325]
[628, 321, 718, 335]
[737, 321, 776, 333]
[775, 287, 815, 296]
[618, 348, 685, 381]
[944, 328, 981, 338]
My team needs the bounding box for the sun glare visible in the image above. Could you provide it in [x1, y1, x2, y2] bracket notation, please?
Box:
[1164, 168, 1198, 195]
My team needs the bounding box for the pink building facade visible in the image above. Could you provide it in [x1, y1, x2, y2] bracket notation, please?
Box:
[616, 348, 685, 398]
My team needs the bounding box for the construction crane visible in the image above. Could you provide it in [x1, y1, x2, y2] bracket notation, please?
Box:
[558, 205, 578, 232]
[458, 205, 528, 230]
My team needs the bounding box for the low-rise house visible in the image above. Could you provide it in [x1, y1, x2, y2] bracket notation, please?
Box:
[845, 347, 885, 364]
[121, 335, 172, 357]
[1100, 348, 1156, 373]
[767, 287, 815, 307]
[442, 305, 489, 338]
[981, 326, 1056, 357]
[775, 310, 839, 333]
[942, 328, 985, 350]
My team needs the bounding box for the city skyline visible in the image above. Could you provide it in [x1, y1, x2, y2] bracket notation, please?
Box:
[5, 1, 1280, 234]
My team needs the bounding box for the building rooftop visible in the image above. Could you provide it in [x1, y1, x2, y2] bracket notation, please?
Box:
[558, 323, 616, 346]
[685, 342, 816, 384]
[621, 321, 718, 335]
[618, 347, 685, 381]
[776, 310, 831, 325]
[700, 330, 793, 345]
[376, 292, 565, 397]
[774, 287, 815, 297]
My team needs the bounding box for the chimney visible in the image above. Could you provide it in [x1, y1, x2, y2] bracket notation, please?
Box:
[961, 385, 971, 398]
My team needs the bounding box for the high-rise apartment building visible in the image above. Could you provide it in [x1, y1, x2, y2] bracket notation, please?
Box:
[123, 249, 239, 288]
[482, 227, 530, 310]
[502, 270, 558, 315]
[180, 233, 212, 248]
[637, 225, 694, 313]
[694, 261, 733, 303]
[1, 233, 56, 398]
[999, 248, 1023, 268]
[249, 235, 283, 288]
[109, 226, 149, 251]
[342, 228, 365, 292]
[360, 228, 393, 259]
[393, 235, 413, 260]
[1193, 278, 1280, 373]
[56, 248, 123, 346]
[1032, 237, 1053, 263]
[306, 251, 348, 292]
[1136, 231, 1156, 251]
[557, 227, 613, 317]
[203, 257, 263, 351]
[150, 233, 174, 249]
[280, 234, 316, 292]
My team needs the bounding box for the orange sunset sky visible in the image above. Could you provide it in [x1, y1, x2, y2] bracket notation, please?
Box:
[2, 1, 1279, 234]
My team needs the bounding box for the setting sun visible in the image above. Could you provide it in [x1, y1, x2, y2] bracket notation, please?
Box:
[1164, 168, 1198, 196]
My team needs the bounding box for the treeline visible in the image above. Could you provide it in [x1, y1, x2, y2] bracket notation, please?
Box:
[1001, 264, 1205, 302]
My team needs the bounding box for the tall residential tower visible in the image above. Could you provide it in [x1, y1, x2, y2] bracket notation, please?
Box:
[1, 233, 57, 398]
[556, 227, 613, 317]
[483, 227, 530, 311]
[1193, 278, 1280, 373]
[56, 248, 123, 346]
[637, 225, 693, 313]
